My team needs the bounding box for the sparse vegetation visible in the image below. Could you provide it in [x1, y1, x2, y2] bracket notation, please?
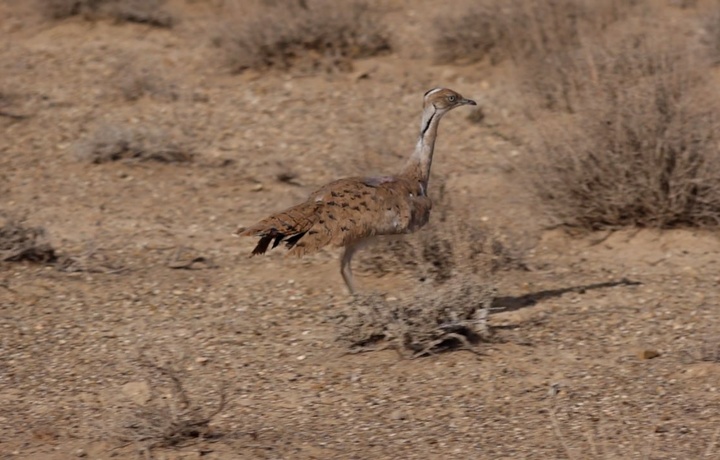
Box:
[334, 198, 503, 357]
[455, 0, 720, 229]
[74, 124, 194, 164]
[38, 0, 174, 27]
[0, 89, 29, 121]
[520, 23, 720, 229]
[432, 0, 637, 65]
[0, 216, 125, 272]
[116, 65, 178, 102]
[700, 337, 720, 363]
[216, 0, 391, 73]
[703, 6, 720, 64]
[0, 217, 57, 263]
[335, 282, 494, 358]
[103, 359, 225, 453]
[361, 187, 527, 278]
[4, 1, 720, 457]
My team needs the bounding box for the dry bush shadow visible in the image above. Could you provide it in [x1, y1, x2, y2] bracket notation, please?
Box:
[214, 0, 391, 73]
[491, 278, 642, 314]
[101, 356, 226, 456]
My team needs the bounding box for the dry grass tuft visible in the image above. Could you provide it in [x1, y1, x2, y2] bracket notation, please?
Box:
[334, 196, 504, 358]
[699, 337, 720, 363]
[115, 66, 178, 102]
[360, 185, 527, 278]
[335, 282, 494, 358]
[703, 6, 720, 65]
[38, 0, 174, 27]
[104, 359, 225, 453]
[215, 0, 391, 73]
[74, 124, 194, 164]
[432, 0, 637, 65]
[0, 216, 126, 272]
[0, 89, 30, 121]
[521, 25, 720, 229]
[0, 217, 57, 263]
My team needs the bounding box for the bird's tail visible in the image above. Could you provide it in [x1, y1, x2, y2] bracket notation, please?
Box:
[236, 201, 323, 256]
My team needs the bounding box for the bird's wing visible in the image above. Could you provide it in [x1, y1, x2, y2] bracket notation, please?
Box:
[238, 176, 432, 257]
[289, 176, 431, 252]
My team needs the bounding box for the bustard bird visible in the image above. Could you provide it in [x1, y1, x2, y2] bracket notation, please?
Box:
[237, 88, 476, 294]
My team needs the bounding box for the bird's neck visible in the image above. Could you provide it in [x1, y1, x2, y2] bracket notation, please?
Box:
[401, 105, 444, 192]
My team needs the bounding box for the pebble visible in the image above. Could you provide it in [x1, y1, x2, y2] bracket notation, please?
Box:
[390, 410, 407, 420]
[121, 381, 151, 405]
[636, 349, 660, 360]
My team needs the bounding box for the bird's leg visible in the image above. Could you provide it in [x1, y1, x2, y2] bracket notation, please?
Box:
[340, 241, 363, 295]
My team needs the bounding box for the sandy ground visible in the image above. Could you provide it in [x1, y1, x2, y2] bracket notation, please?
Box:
[1, 1, 719, 459]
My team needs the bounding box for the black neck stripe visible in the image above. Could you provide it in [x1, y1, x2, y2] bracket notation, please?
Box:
[421, 111, 435, 137]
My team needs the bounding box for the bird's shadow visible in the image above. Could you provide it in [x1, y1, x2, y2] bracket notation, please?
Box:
[491, 277, 642, 314]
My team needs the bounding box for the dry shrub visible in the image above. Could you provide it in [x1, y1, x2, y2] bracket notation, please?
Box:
[38, 0, 174, 27]
[334, 197, 503, 358]
[0, 89, 30, 121]
[335, 284, 494, 358]
[360, 185, 527, 278]
[432, 0, 637, 65]
[0, 218, 57, 263]
[74, 124, 194, 164]
[102, 360, 225, 452]
[522, 26, 720, 229]
[699, 338, 720, 363]
[115, 65, 178, 102]
[216, 0, 391, 73]
[703, 6, 720, 64]
[681, 336, 720, 364]
[0, 216, 125, 272]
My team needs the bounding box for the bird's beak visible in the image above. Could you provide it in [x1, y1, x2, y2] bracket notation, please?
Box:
[462, 98, 477, 106]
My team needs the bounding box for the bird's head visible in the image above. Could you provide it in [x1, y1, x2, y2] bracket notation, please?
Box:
[422, 87, 476, 113]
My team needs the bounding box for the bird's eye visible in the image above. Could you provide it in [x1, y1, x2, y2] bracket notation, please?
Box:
[448, 95, 457, 102]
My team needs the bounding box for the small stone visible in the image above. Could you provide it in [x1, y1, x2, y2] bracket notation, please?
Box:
[637, 349, 660, 360]
[196, 356, 210, 364]
[251, 183, 264, 192]
[121, 381, 151, 406]
[390, 410, 407, 420]
[76, 448, 87, 457]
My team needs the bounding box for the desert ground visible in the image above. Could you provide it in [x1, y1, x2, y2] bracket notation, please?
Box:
[1, 1, 720, 459]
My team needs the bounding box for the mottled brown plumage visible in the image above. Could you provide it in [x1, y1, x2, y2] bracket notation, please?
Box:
[237, 88, 476, 294]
